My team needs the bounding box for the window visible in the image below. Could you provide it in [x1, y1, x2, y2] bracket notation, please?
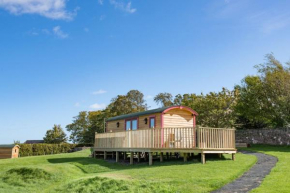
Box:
[149, 117, 155, 128]
[125, 118, 138, 130]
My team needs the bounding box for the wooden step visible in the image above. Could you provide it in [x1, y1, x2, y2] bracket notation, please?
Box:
[236, 143, 248, 148]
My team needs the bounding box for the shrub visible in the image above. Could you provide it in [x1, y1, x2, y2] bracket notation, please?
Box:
[19, 143, 76, 157]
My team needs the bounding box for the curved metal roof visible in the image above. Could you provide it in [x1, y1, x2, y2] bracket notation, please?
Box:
[107, 106, 198, 122]
[0, 144, 18, 148]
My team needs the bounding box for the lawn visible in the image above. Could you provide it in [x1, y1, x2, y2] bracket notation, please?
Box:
[240, 145, 290, 193]
[0, 150, 256, 193]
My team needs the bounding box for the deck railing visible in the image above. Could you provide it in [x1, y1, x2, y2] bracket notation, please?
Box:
[94, 127, 235, 150]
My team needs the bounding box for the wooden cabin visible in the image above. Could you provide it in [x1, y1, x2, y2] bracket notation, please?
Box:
[106, 106, 197, 132]
[94, 106, 236, 165]
[0, 144, 20, 159]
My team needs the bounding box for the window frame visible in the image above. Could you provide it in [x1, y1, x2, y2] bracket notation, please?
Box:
[149, 116, 156, 128]
[125, 117, 139, 131]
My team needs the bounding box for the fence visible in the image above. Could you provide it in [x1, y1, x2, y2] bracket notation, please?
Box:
[95, 127, 235, 150]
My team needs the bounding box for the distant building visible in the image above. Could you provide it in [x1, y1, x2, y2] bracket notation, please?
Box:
[24, 140, 44, 144]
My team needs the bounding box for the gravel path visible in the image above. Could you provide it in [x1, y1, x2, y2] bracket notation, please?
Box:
[212, 151, 277, 193]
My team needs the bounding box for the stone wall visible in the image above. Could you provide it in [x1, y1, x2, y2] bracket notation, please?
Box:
[236, 128, 290, 145]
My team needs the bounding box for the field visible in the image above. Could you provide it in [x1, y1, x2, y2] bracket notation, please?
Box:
[0, 150, 256, 193]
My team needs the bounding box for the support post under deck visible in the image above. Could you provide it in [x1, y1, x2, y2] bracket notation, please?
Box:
[160, 152, 163, 162]
[130, 152, 134, 165]
[104, 151, 107, 160]
[116, 152, 119, 162]
[201, 153, 205, 164]
[123, 152, 126, 160]
[149, 152, 153, 166]
[232, 153, 236, 161]
[184, 153, 188, 162]
[137, 152, 140, 163]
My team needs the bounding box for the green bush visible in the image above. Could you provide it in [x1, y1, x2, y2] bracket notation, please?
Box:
[19, 143, 76, 157]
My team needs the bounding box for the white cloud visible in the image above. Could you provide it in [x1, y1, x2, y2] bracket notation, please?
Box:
[89, 103, 106, 109]
[98, 0, 104, 5]
[109, 0, 136, 14]
[0, 0, 76, 20]
[53, 26, 68, 39]
[74, 102, 80, 107]
[146, 95, 153, 99]
[92, 89, 107, 95]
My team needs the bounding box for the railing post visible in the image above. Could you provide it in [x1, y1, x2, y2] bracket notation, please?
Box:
[196, 127, 199, 148]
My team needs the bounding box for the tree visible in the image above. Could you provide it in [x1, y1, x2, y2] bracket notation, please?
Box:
[13, 140, 20, 145]
[43, 124, 67, 144]
[154, 92, 173, 107]
[236, 53, 290, 128]
[66, 111, 89, 144]
[83, 110, 107, 144]
[179, 88, 238, 128]
[66, 90, 148, 144]
[108, 90, 147, 116]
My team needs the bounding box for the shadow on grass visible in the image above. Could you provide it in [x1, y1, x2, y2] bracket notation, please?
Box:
[47, 154, 231, 174]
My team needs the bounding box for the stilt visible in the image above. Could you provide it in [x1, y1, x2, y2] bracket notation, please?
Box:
[137, 152, 140, 163]
[116, 152, 119, 162]
[232, 153, 236, 161]
[130, 152, 134, 165]
[218, 153, 222, 158]
[123, 152, 126, 160]
[160, 152, 163, 162]
[104, 151, 107, 160]
[201, 153, 205, 164]
[184, 153, 188, 162]
[93, 151, 96, 158]
[149, 152, 153, 166]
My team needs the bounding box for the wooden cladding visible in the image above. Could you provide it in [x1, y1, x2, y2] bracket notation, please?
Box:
[95, 127, 236, 150]
[163, 109, 193, 128]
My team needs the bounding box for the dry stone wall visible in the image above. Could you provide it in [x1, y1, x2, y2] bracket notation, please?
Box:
[236, 128, 290, 145]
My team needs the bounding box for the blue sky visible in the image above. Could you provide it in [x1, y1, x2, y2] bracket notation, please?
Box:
[1, 0, 290, 144]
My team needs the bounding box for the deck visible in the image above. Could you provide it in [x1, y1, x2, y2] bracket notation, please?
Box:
[93, 127, 236, 165]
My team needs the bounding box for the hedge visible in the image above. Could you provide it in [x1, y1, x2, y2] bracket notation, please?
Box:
[19, 143, 77, 157]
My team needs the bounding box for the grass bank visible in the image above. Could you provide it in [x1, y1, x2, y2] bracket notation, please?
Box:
[0, 150, 256, 193]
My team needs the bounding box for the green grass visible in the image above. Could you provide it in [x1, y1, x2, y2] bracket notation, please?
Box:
[0, 150, 256, 193]
[240, 145, 290, 193]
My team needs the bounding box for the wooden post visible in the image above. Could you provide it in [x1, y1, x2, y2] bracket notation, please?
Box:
[123, 152, 126, 160]
[116, 152, 119, 162]
[201, 153, 205, 164]
[137, 152, 140, 163]
[218, 153, 222, 158]
[232, 153, 236, 161]
[160, 152, 163, 162]
[184, 153, 188, 162]
[93, 151, 96, 158]
[149, 152, 153, 166]
[104, 151, 107, 160]
[130, 152, 134, 165]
